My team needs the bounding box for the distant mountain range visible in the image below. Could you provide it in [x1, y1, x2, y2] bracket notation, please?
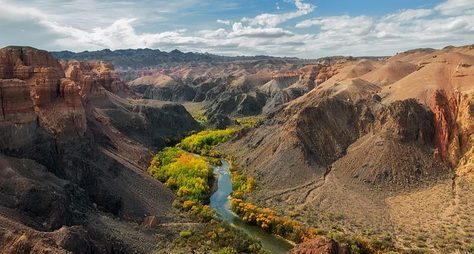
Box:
[52, 48, 302, 69]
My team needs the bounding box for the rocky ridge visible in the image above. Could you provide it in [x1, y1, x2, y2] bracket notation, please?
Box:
[127, 59, 352, 117]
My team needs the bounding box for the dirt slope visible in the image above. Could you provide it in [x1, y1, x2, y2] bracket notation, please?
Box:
[222, 45, 474, 252]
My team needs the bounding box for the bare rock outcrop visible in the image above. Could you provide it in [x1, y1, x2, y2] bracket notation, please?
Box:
[126, 60, 346, 117]
[432, 90, 474, 176]
[0, 46, 87, 139]
[62, 60, 126, 97]
[290, 237, 349, 254]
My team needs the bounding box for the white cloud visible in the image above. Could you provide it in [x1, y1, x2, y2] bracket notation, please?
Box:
[46, 19, 218, 50]
[217, 19, 231, 25]
[229, 23, 294, 38]
[296, 15, 374, 36]
[435, 0, 474, 15]
[0, 2, 43, 20]
[0, 0, 473, 58]
[242, 0, 314, 27]
[383, 9, 433, 22]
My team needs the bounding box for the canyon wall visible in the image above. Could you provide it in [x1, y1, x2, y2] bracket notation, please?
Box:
[0, 46, 199, 253]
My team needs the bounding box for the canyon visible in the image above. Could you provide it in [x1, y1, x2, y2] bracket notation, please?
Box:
[0, 44, 473, 253]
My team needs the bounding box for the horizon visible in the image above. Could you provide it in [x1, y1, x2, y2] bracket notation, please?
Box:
[3, 43, 468, 60]
[1, 0, 473, 58]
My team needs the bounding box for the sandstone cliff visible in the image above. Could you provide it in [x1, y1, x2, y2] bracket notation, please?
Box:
[0, 46, 199, 253]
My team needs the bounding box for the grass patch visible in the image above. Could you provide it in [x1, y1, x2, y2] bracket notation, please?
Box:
[193, 114, 208, 125]
[149, 147, 211, 203]
[226, 157, 255, 199]
[178, 128, 236, 156]
[234, 116, 263, 128]
[179, 230, 193, 238]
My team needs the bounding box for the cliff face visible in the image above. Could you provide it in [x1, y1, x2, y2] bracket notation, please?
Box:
[455, 93, 474, 177]
[62, 60, 127, 96]
[432, 91, 460, 165]
[0, 46, 86, 142]
[432, 91, 474, 176]
[0, 46, 199, 253]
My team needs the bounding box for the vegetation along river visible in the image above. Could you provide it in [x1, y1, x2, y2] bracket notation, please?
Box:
[209, 159, 294, 254]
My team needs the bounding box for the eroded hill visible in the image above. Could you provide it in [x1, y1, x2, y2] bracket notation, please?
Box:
[127, 58, 363, 118]
[221, 45, 474, 252]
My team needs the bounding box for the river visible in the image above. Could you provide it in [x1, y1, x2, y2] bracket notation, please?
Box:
[209, 160, 294, 254]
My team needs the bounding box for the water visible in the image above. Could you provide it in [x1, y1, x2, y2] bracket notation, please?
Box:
[210, 160, 294, 254]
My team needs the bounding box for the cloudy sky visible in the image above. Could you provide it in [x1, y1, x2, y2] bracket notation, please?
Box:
[0, 0, 473, 57]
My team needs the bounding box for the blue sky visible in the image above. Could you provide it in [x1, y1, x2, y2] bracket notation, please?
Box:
[0, 0, 473, 57]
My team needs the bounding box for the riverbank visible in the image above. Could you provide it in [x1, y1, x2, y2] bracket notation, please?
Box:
[210, 159, 294, 254]
[148, 128, 273, 253]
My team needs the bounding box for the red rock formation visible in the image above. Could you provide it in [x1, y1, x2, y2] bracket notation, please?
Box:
[62, 60, 126, 98]
[431, 90, 460, 165]
[316, 65, 340, 84]
[432, 90, 474, 176]
[31, 67, 64, 107]
[290, 237, 349, 254]
[143, 215, 158, 229]
[0, 47, 84, 135]
[60, 78, 82, 107]
[0, 47, 129, 139]
[0, 46, 62, 80]
[0, 79, 35, 123]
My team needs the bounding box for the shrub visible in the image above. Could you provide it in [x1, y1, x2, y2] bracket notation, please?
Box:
[193, 114, 208, 125]
[182, 200, 198, 211]
[326, 233, 395, 254]
[178, 128, 236, 155]
[179, 230, 193, 238]
[227, 157, 255, 199]
[206, 156, 222, 166]
[166, 220, 264, 254]
[232, 173, 255, 198]
[149, 147, 211, 203]
[190, 204, 215, 222]
[230, 198, 320, 243]
[213, 247, 238, 254]
[234, 117, 263, 128]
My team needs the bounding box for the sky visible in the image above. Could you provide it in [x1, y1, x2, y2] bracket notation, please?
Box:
[0, 0, 473, 58]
